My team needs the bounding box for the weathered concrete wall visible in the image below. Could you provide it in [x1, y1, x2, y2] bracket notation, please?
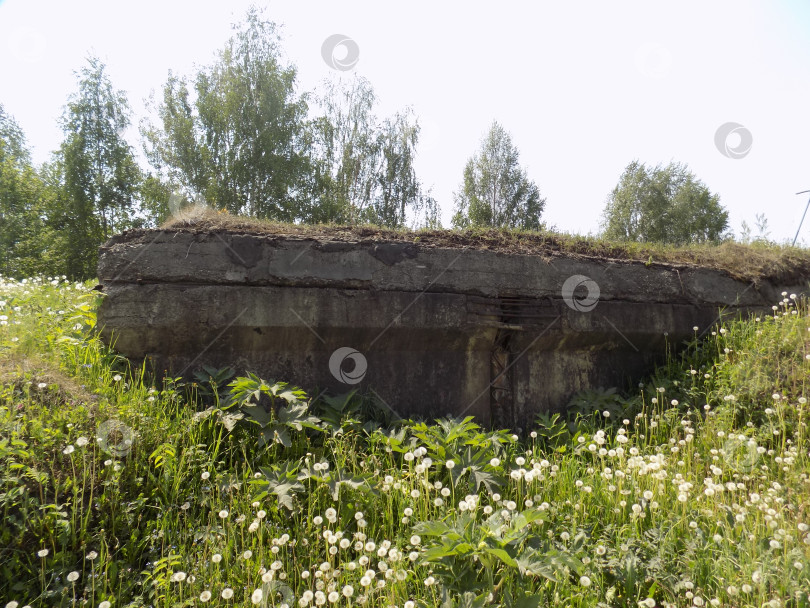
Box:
[97, 227, 809, 429]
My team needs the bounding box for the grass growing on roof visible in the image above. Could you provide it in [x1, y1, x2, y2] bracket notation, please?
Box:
[135, 205, 810, 285]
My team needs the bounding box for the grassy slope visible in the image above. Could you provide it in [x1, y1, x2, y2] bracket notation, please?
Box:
[0, 276, 808, 608]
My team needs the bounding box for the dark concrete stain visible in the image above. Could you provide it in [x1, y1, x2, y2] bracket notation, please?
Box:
[225, 236, 263, 268]
[369, 243, 419, 266]
[316, 241, 357, 254]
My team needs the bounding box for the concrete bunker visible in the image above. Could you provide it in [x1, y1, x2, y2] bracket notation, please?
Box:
[96, 218, 810, 429]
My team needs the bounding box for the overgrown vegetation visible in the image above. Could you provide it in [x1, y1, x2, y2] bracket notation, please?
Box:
[1, 277, 809, 607]
[155, 207, 810, 286]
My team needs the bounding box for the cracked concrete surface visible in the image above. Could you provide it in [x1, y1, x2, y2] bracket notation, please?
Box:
[97, 228, 810, 429]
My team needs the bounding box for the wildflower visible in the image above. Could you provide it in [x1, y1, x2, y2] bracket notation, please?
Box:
[445, 460, 455, 469]
[86, 551, 98, 560]
[201, 471, 210, 480]
[218, 509, 229, 519]
[243, 550, 253, 559]
[251, 588, 263, 604]
[579, 575, 591, 587]
[37, 549, 48, 558]
[257, 509, 266, 519]
[328, 591, 340, 602]
[99, 603, 111, 608]
[37, 382, 47, 389]
[490, 458, 500, 467]
[752, 570, 762, 584]
[171, 571, 187, 582]
[211, 553, 222, 563]
[602, 410, 610, 418]
[67, 571, 79, 582]
[221, 588, 234, 599]
[596, 545, 606, 556]
[76, 437, 89, 447]
[113, 374, 122, 382]
[63, 445, 75, 455]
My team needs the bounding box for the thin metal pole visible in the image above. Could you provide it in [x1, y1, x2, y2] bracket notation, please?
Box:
[793, 190, 810, 247]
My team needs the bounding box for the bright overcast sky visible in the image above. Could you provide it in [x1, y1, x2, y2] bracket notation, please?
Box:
[2, 0, 809, 241]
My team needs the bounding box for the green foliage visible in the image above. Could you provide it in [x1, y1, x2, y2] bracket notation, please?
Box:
[31, 55, 145, 280]
[0, 105, 52, 278]
[142, 7, 314, 222]
[601, 160, 730, 245]
[532, 411, 572, 451]
[309, 75, 439, 228]
[566, 387, 635, 423]
[414, 507, 583, 597]
[227, 373, 321, 448]
[739, 212, 773, 245]
[254, 460, 305, 510]
[452, 121, 546, 230]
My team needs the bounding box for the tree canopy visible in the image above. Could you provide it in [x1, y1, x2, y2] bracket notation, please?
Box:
[142, 7, 313, 222]
[601, 160, 730, 245]
[0, 104, 47, 277]
[311, 75, 438, 228]
[452, 121, 545, 231]
[52, 55, 143, 278]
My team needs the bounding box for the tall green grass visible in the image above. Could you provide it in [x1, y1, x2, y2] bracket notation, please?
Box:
[0, 276, 808, 608]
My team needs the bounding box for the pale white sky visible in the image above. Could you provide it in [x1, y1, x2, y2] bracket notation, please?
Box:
[1, 0, 809, 241]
